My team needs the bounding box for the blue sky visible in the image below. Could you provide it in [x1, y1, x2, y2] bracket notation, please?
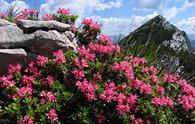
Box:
[0, 0, 195, 35]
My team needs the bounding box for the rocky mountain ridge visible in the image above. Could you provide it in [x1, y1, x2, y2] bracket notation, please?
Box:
[119, 15, 193, 51]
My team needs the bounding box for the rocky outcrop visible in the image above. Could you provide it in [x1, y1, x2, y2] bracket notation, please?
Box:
[16, 20, 71, 33]
[118, 15, 193, 74]
[0, 19, 78, 75]
[119, 15, 193, 51]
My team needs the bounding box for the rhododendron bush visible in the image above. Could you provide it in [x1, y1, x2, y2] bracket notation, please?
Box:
[0, 8, 195, 124]
[0, 8, 78, 24]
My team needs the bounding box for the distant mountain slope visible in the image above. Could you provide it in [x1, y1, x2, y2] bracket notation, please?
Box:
[119, 15, 193, 51]
[111, 34, 126, 43]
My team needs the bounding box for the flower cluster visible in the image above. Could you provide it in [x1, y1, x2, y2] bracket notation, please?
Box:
[151, 97, 174, 107]
[76, 79, 98, 101]
[0, 12, 7, 19]
[42, 13, 53, 21]
[19, 115, 33, 124]
[82, 18, 101, 30]
[16, 8, 39, 20]
[57, 8, 70, 15]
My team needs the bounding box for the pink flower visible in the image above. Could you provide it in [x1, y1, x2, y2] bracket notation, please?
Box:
[98, 34, 112, 44]
[130, 79, 152, 95]
[82, 18, 101, 30]
[47, 109, 58, 121]
[40, 98, 46, 104]
[100, 83, 118, 102]
[82, 18, 94, 27]
[89, 42, 120, 54]
[130, 56, 146, 67]
[72, 69, 85, 80]
[71, 25, 77, 33]
[22, 75, 35, 86]
[42, 13, 53, 21]
[156, 86, 165, 96]
[139, 83, 152, 95]
[36, 55, 48, 66]
[8, 64, 22, 74]
[19, 115, 33, 124]
[179, 79, 195, 96]
[93, 72, 102, 81]
[74, 58, 88, 69]
[16, 8, 39, 20]
[116, 93, 137, 115]
[163, 74, 179, 83]
[53, 50, 66, 65]
[149, 75, 158, 83]
[57, 8, 70, 15]
[77, 45, 96, 61]
[46, 76, 54, 85]
[76, 79, 98, 101]
[17, 86, 33, 98]
[149, 66, 157, 74]
[41, 91, 56, 102]
[178, 95, 195, 111]
[0, 75, 15, 88]
[0, 12, 7, 19]
[151, 97, 173, 107]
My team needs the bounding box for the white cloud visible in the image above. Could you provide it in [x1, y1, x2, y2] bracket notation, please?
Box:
[0, 0, 9, 12]
[134, 0, 194, 20]
[177, 17, 195, 34]
[90, 12, 158, 35]
[10, 0, 29, 12]
[164, 0, 194, 19]
[0, 0, 28, 13]
[40, 0, 123, 17]
[135, 0, 170, 11]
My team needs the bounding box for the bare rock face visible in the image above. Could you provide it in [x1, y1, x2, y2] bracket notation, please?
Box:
[0, 19, 78, 75]
[0, 19, 16, 26]
[16, 20, 71, 33]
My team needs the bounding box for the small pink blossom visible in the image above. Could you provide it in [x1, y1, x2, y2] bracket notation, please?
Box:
[36, 55, 48, 66]
[8, 63, 22, 74]
[47, 109, 58, 121]
[99, 34, 112, 44]
[41, 91, 56, 102]
[72, 69, 85, 80]
[57, 8, 70, 15]
[0, 12, 7, 19]
[42, 13, 53, 21]
[178, 95, 195, 111]
[149, 75, 158, 83]
[130, 56, 146, 67]
[17, 86, 33, 98]
[76, 79, 98, 101]
[151, 97, 173, 107]
[19, 115, 33, 124]
[53, 50, 66, 65]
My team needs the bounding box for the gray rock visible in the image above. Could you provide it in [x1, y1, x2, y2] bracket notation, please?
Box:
[0, 25, 78, 53]
[16, 20, 71, 33]
[0, 26, 33, 48]
[0, 19, 78, 75]
[0, 49, 27, 75]
[0, 19, 16, 26]
[23, 30, 78, 55]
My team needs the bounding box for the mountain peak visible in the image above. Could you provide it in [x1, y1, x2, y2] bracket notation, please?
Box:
[150, 15, 166, 22]
[119, 16, 193, 51]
